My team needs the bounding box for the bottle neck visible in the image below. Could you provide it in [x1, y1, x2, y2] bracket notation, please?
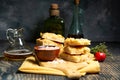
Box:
[68, 3, 84, 38]
[49, 9, 60, 16]
[72, 4, 80, 32]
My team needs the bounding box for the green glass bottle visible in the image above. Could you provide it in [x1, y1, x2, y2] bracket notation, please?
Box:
[43, 3, 65, 36]
[68, 0, 84, 38]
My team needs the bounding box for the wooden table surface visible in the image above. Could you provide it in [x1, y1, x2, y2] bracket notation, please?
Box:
[0, 41, 120, 80]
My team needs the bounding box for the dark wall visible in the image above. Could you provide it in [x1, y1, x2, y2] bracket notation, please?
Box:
[0, 0, 120, 42]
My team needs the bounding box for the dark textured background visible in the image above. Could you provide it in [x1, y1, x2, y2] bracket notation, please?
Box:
[0, 0, 120, 42]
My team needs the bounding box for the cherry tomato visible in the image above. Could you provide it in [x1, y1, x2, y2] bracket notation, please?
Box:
[94, 52, 106, 62]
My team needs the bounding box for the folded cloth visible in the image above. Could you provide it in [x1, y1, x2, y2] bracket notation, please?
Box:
[19, 56, 100, 78]
[19, 56, 65, 76]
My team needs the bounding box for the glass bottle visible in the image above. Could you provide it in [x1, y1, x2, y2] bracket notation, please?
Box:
[4, 28, 32, 60]
[67, 0, 84, 38]
[43, 3, 65, 36]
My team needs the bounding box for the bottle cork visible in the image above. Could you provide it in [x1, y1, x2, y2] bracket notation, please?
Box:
[49, 3, 59, 16]
[50, 3, 59, 9]
[74, 0, 80, 5]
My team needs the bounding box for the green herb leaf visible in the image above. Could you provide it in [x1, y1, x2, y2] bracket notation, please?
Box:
[91, 42, 111, 56]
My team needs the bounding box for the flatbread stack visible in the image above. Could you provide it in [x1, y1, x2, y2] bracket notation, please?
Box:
[36, 32, 65, 54]
[60, 38, 95, 63]
[19, 33, 100, 78]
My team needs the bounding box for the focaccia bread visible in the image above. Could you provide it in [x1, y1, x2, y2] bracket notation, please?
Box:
[36, 38, 64, 55]
[36, 38, 63, 48]
[64, 46, 90, 55]
[60, 52, 95, 63]
[40, 32, 65, 43]
[64, 38, 91, 46]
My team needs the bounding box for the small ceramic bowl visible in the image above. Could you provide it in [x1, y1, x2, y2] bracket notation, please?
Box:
[34, 45, 60, 61]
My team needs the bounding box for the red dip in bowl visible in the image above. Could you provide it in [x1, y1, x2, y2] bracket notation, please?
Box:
[34, 45, 60, 61]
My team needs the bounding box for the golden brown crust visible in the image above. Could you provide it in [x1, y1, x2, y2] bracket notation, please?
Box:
[64, 46, 90, 55]
[64, 38, 91, 46]
[60, 52, 95, 63]
[36, 38, 63, 48]
[40, 32, 65, 43]
[36, 38, 64, 56]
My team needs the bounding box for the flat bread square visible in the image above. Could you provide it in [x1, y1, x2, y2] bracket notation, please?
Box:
[64, 38, 91, 46]
[64, 46, 90, 55]
[60, 52, 95, 63]
[40, 32, 65, 43]
[36, 38, 63, 48]
[36, 38, 64, 55]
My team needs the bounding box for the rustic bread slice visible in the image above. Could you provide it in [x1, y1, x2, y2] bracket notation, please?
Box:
[36, 38, 63, 48]
[64, 46, 90, 55]
[64, 38, 91, 46]
[60, 52, 95, 63]
[40, 32, 65, 43]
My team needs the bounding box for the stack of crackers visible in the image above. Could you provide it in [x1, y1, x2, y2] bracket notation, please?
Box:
[60, 38, 95, 63]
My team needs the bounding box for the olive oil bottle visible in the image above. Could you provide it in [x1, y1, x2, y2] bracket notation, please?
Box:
[67, 0, 84, 38]
[43, 3, 65, 36]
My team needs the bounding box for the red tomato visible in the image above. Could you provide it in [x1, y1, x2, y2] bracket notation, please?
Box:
[94, 52, 106, 62]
